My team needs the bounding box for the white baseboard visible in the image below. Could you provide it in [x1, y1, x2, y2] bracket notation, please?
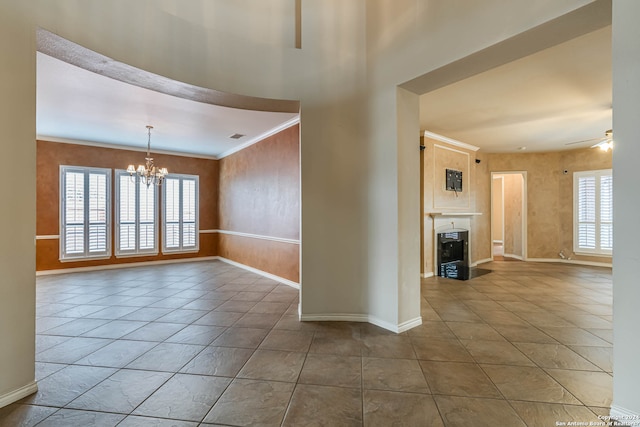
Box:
[504, 253, 524, 260]
[423, 259, 491, 278]
[217, 256, 300, 290]
[37, 255, 304, 289]
[299, 313, 422, 334]
[0, 381, 37, 409]
[493, 240, 503, 244]
[368, 315, 404, 333]
[396, 316, 423, 333]
[36, 256, 220, 276]
[300, 313, 369, 323]
[610, 405, 640, 424]
[526, 258, 612, 268]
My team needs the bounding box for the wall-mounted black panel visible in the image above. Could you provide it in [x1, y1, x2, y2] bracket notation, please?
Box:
[446, 169, 463, 191]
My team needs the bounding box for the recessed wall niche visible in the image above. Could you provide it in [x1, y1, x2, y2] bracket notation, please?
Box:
[433, 144, 470, 209]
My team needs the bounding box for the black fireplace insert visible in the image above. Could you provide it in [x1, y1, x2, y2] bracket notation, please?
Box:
[437, 231, 469, 280]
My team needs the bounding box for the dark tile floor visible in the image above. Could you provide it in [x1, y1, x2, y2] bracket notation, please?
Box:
[0, 259, 613, 426]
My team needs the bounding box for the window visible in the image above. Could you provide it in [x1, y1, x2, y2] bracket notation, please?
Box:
[574, 169, 613, 256]
[115, 170, 159, 256]
[60, 166, 111, 261]
[162, 174, 199, 253]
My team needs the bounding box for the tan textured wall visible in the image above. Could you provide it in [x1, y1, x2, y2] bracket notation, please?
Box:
[472, 155, 491, 264]
[218, 234, 299, 283]
[559, 148, 613, 263]
[218, 124, 300, 282]
[423, 137, 491, 274]
[492, 177, 504, 242]
[488, 147, 612, 262]
[432, 145, 472, 210]
[503, 174, 524, 258]
[36, 140, 219, 270]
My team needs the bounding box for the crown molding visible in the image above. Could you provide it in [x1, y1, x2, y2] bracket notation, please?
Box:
[37, 135, 219, 160]
[217, 117, 300, 159]
[423, 130, 480, 152]
[38, 115, 300, 161]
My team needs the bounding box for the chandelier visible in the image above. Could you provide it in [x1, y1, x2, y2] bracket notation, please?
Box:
[127, 125, 168, 186]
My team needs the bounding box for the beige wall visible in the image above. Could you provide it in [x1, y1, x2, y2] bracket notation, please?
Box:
[503, 174, 524, 258]
[422, 136, 491, 274]
[432, 145, 472, 210]
[612, 0, 640, 415]
[0, 1, 36, 404]
[492, 177, 504, 242]
[425, 144, 611, 267]
[473, 156, 492, 265]
[488, 147, 612, 263]
[558, 148, 612, 263]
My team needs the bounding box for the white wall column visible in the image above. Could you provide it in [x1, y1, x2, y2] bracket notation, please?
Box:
[611, 0, 640, 419]
[0, 1, 37, 407]
[396, 87, 422, 331]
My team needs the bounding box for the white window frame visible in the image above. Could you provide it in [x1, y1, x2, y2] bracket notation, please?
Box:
[59, 165, 112, 261]
[114, 170, 159, 257]
[573, 169, 613, 256]
[162, 173, 199, 254]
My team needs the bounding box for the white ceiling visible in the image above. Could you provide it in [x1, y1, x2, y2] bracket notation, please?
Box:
[36, 52, 299, 158]
[37, 25, 611, 157]
[420, 26, 612, 153]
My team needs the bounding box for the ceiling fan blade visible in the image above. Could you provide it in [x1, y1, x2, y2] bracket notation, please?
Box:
[591, 137, 613, 149]
[564, 137, 603, 146]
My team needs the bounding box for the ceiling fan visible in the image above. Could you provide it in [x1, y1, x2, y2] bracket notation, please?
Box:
[565, 129, 613, 151]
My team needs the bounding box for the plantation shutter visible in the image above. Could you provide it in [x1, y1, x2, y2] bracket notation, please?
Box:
[162, 174, 199, 253]
[119, 174, 136, 251]
[88, 173, 108, 253]
[115, 170, 158, 256]
[164, 177, 181, 249]
[600, 175, 613, 251]
[64, 172, 85, 254]
[60, 166, 111, 260]
[182, 178, 197, 248]
[574, 170, 613, 255]
[139, 180, 156, 250]
[577, 176, 596, 250]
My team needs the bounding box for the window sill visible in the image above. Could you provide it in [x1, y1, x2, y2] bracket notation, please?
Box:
[573, 251, 612, 258]
[115, 252, 160, 259]
[161, 248, 200, 255]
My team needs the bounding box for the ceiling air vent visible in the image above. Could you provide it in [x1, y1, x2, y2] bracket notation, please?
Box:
[229, 133, 245, 140]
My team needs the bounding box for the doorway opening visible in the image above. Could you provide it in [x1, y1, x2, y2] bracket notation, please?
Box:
[491, 171, 527, 261]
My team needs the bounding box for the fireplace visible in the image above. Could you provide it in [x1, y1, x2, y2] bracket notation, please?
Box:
[429, 212, 485, 280]
[437, 230, 469, 280]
